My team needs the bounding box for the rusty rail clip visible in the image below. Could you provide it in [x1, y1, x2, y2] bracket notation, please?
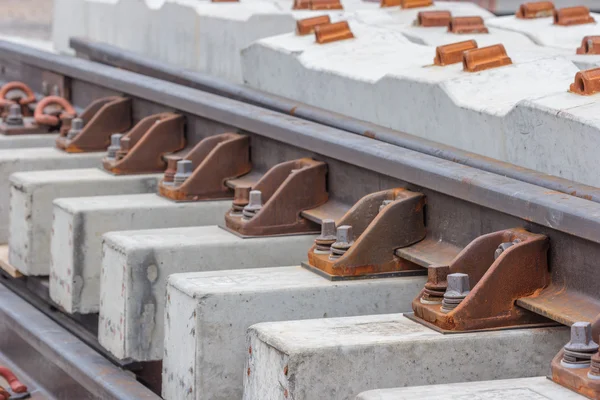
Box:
[102, 112, 185, 175]
[554, 6, 595, 26]
[1, 95, 76, 136]
[315, 21, 355, 44]
[577, 36, 600, 55]
[302, 188, 426, 280]
[297, 15, 331, 36]
[158, 133, 251, 201]
[0, 366, 28, 400]
[293, 0, 342, 9]
[411, 228, 554, 332]
[463, 44, 512, 72]
[416, 11, 452, 27]
[516, 1, 555, 19]
[400, 0, 433, 9]
[434, 40, 478, 66]
[380, 0, 401, 7]
[0, 81, 36, 118]
[448, 16, 489, 34]
[570, 67, 600, 95]
[223, 158, 328, 237]
[55, 96, 132, 152]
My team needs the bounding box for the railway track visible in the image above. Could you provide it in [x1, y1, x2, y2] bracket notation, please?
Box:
[0, 32, 598, 398]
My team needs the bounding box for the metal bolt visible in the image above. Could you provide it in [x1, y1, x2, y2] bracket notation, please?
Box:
[314, 219, 337, 254]
[5, 104, 23, 126]
[42, 81, 50, 96]
[243, 190, 263, 220]
[494, 239, 522, 260]
[106, 134, 123, 160]
[379, 199, 393, 213]
[589, 344, 600, 380]
[66, 117, 84, 139]
[561, 322, 599, 369]
[174, 160, 194, 186]
[329, 225, 354, 259]
[232, 187, 251, 215]
[421, 265, 449, 305]
[441, 273, 470, 313]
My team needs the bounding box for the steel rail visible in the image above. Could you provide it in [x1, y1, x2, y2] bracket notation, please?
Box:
[69, 37, 600, 204]
[1, 40, 600, 336]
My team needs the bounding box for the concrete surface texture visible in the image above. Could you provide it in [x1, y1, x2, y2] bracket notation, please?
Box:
[0, 148, 103, 243]
[8, 169, 161, 276]
[98, 226, 316, 362]
[0, 134, 58, 149]
[241, 22, 600, 187]
[243, 314, 570, 400]
[48, 194, 231, 314]
[162, 266, 426, 400]
[355, 377, 587, 399]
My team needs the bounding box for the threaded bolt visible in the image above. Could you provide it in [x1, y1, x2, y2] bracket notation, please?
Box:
[421, 265, 449, 305]
[441, 273, 470, 313]
[174, 160, 194, 186]
[242, 190, 262, 220]
[106, 134, 123, 160]
[232, 187, 251, 215]
[67, 118, 84, 139]
[314, 219, 336, 254]
[329, 225, 354, 260]
[561, 322, 599, 369]
[162, 157, 181, 187]
[589, 346, 600, 380]
[379, 199, 393, 213]
[5, 104, 23, 126]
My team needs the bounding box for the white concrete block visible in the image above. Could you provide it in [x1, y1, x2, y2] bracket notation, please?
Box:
[49, 194, 231, 314]
[99, 227, 316, 363]
[0, 148, 103, 243]
[162, 266, 425, 400]
[243, 314, 570, 400]
[8, 168, 161, 276]
[356, 376, 586, 400]
[0, 133, 58, 149]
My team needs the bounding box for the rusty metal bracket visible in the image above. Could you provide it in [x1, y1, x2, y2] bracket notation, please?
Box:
[302, 188, 426, 280]
[416, 11, 452, 27]
[297, 15, 331, 36]
[400, 0, 432, 9]
[223, 158, 328, 237]
[554, 6, 595, 26]
[0, 81, 36, 117]
[570, 68, 600, 96]
[516, 1, 555, 18]
[102, 112, 185, 175]
[577, 36, 600, 55]
[380, 0, 401, 7]
[448, 16, 489, 34]
[292, 0, 342, 9]
[411, 228, 553, 332]
[315, 21, 354, 44]
[158, 132, 251, 201]
[434, 40, 478, 66]
[463, 44, 512, 72]
[56, 96, 132, 152]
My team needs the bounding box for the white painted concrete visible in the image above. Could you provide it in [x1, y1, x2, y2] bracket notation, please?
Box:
[53, 0, 491, 82]
[243, 314, 570, 400]
[8, 169, 161, 276]
[162, 266, 425, 400]
[99, 227, 316, 363]
[356, 377, 586, 400]
[49, 194, 231, 314]
[0, 148, 103, 243]
[0, 133, 58, 149]
[242, 23, 600, 187]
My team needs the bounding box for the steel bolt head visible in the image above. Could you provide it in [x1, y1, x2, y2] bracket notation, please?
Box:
[444, 273, 470, 298]
[247, 190, 262, 208]
[5, 104, 23, 126]
[110, 133, 123, 147]
[565, 322, 599, 352]
[335, 225, 353, 245]
[176, 160, 193, 175]
[427, 265, 450, 286]
[318, 219, 336, 240]
[71, 118, 84, 131]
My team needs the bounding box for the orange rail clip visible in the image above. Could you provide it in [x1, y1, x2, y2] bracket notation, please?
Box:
[310, 0, 343, 10]
[297, 15, 331, 35]
[400, 0, 433, 9]
[448, 16, 489, 34]
[417, 11, 452, 27]
[434, 40, 478, 66]
[293, 0, 310, 8]
[577, 36, 600, 54]
[380, 0, 401, 7]
[463, 44, 512, 72]
[570, 68, 600, 95]
[516, 1, 555, 19]
[315, 21, 355, 44]
[554, 6, 595, 26]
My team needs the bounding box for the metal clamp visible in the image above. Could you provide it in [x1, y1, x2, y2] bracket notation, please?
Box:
[0, 366, 28, 400]
[102, 112, 185, 175]
[0, 82, 36, 117]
